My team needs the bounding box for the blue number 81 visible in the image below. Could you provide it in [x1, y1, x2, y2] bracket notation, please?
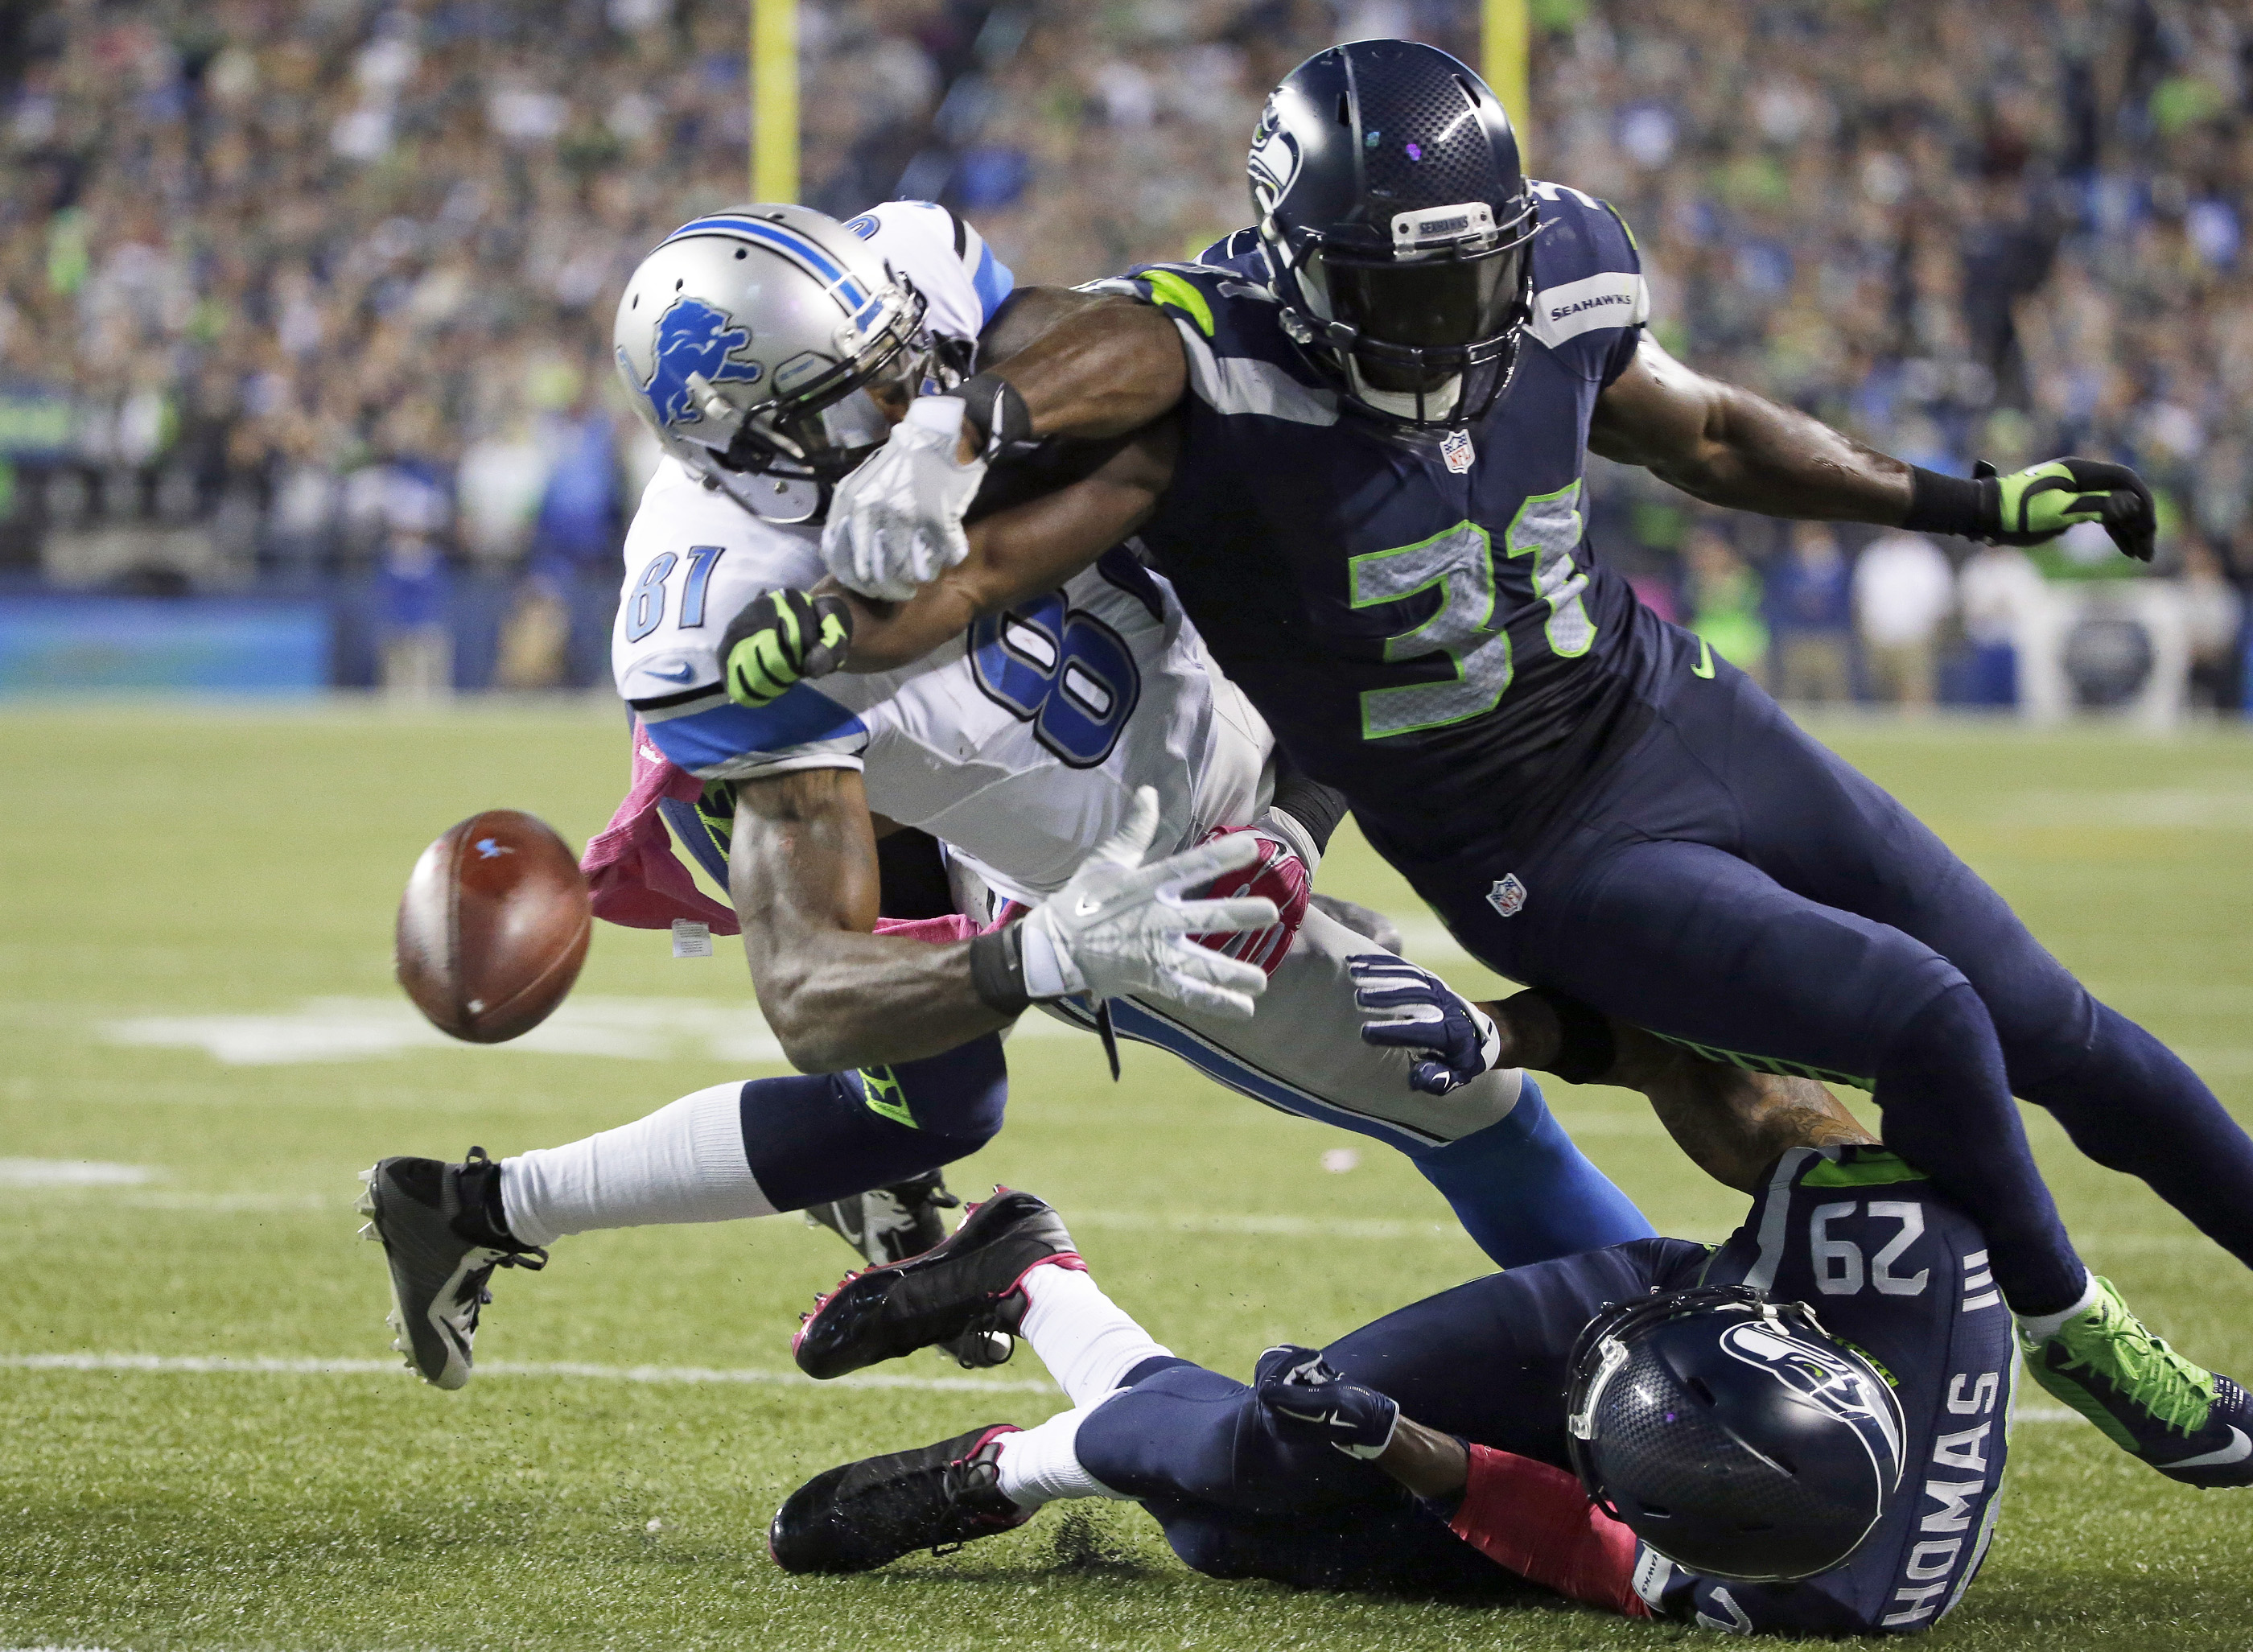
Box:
[969, 595, 1141, 768]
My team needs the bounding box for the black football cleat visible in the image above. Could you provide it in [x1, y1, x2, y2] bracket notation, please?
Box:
[801, 1170, 1015, 1370]
[356, 1147, 546, 1390]
[793, 1188, 1079, 1379]
[769, 1424, 1029, 1573]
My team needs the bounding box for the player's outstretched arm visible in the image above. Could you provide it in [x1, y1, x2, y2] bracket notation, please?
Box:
[713, 428, 1179, 697]
[1590, 334, 2155, 559]
[820, 290, 1188, 604]
[840, 422, 1180, 672]
[730, 767, 1015, 1072]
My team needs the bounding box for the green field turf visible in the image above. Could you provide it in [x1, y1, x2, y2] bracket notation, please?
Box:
[2, 703, 2251, 1650]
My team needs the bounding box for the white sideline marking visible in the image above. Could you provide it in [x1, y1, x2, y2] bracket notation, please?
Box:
[98, 993, 1085, 1067]
[1071, 1210, 1459, 1240]
[0, 1351, 1058, 1394]
[0, 1354, 2090, 1425]
[0, 1159, 157, 1187]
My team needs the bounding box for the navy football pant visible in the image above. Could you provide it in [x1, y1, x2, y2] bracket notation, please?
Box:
[1074, 1239, 1706, 1592]
[737, 1035, 1009, 1210]
[1381, 639, 2253, 1312]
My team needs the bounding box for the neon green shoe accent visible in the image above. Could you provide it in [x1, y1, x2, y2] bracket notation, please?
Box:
[2021, 1276, 2217, 1452]
[855, 1066, 916, 1129]
[1802, 1151, 1927, 1189]
[1141, 269, 1215, 337]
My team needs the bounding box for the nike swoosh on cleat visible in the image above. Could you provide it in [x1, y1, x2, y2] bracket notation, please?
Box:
[2165, 1426, 2251, 1469]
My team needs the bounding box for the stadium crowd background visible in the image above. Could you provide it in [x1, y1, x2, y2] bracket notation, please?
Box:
[0, 0, 2247, 707]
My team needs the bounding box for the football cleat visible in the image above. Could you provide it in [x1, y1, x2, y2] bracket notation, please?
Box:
[793, 1188, 1080, 1379]
[769, 1424, 1028, 1573]
[2021, 1276, 2253, 1488]
[356, 1147, 546, 1390]
[801, 1171, 1014, 1370]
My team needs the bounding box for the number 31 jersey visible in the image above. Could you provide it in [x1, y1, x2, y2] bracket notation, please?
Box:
[614, 476, 1269, 904]
[1099, 183, 1674, 863]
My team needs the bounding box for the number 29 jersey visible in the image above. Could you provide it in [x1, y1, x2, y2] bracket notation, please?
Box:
[1101, 183, 1674, 861]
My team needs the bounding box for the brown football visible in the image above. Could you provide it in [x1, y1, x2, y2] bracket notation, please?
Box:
[396, 810, 592, 1044]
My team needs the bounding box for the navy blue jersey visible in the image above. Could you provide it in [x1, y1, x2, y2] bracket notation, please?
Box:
[1636, 1146, 2016, 1633]
[1102, 185, 1667, 856]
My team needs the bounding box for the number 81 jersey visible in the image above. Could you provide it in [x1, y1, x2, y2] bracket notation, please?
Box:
[612, 462, 1270, 904]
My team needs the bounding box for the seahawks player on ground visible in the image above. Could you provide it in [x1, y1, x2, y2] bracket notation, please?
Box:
[743, 41, 2253, 1487]
[765, 1121, 2030, 1633]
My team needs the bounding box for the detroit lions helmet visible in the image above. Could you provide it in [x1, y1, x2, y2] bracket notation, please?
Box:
[1249, 40, 1538, 427]
[1565, 1285, 1906, 1583]
[612, 204, 945, 521]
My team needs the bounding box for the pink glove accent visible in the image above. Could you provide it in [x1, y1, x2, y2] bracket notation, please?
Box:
[1187, 825, 1310, 978]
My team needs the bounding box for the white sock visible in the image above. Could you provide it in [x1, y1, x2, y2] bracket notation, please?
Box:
[1019, 1263, 1172, 1410]
[500, 1081, 775, 1246]
[2014, 1269, 2100, 1344]
[994, 1408, 1130, 1509]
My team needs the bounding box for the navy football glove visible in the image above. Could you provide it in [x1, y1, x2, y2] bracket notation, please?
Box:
[1349, 954, 1503, 1096]
[1254, 1344, 1400, 1460]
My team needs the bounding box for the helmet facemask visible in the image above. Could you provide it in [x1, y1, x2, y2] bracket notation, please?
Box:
[1268, 195, 1538, 427]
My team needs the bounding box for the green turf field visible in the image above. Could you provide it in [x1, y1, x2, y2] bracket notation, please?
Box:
[2, 703, 2250, 1650]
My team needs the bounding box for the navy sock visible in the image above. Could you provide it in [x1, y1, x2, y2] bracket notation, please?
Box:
[1409, 1077, 1655, 1269]
[1876, 984, 2085, 1314]
[738, 1034, 1008, 1210]
[2018, 1001, 2253, 1271]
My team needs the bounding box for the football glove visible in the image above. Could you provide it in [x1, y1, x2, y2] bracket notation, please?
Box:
[1254, 1344, 1401, 1460]
[1978, 457, 2155, 562]
[1348, 954, 1503, 1096]
[1183, 824, 1312, 978]
[1019, 787, 1278, 1020]
[719, 589, 853, 709]
[820, 395, 985, 601]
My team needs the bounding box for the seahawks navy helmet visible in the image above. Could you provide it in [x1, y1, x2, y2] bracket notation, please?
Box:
[1565, 1286, 1906, 1583]
[1248, 39, 1538, 427]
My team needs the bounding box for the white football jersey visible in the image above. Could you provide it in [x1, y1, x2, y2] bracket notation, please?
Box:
[614, 201, 1273, 902]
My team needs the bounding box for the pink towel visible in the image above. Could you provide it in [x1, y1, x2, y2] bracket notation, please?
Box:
[579, 722, 982, 947]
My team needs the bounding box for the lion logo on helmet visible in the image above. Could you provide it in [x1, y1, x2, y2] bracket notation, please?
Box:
[633, 295, 764, 431]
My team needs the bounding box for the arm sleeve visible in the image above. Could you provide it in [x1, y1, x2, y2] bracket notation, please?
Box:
[1445, 1445, 1650, 1618]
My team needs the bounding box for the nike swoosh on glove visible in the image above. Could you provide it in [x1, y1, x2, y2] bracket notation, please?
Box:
[820, 396, 986, 601]
[1182, 825, 1312, 978]
[1348, 954, 1503, 1096]
[1254, 1343, 1400, 1460]
[1018, 787, 1279, 1020]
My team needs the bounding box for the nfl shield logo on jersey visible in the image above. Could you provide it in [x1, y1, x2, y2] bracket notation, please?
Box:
[1441, 428, 1475, 473]
[1486, 873, 1527, 917]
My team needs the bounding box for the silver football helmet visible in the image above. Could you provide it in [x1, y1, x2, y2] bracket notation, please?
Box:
[612, 204, 946, 522]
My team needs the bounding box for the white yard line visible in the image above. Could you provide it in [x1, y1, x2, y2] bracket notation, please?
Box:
[0, 1350, 1057, 1394]
[0, 1352, 2090, 1427]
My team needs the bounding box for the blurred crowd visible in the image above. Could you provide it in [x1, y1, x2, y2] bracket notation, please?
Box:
[0, 0, 2247, 703]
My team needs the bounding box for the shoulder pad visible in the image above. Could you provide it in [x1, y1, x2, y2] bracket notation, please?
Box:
[1524, 182, 1649, 355]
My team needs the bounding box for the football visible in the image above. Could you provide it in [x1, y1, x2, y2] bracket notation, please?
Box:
[395, 810, 592, 1044]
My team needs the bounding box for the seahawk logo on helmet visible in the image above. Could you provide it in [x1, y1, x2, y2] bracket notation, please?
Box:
[634, 296, 764, 433]
[1565, 1285, 1907, 1584]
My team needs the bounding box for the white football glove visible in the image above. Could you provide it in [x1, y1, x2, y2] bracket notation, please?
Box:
[819, 395, 986, 601]
[1019, 788, 1279, 1020]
